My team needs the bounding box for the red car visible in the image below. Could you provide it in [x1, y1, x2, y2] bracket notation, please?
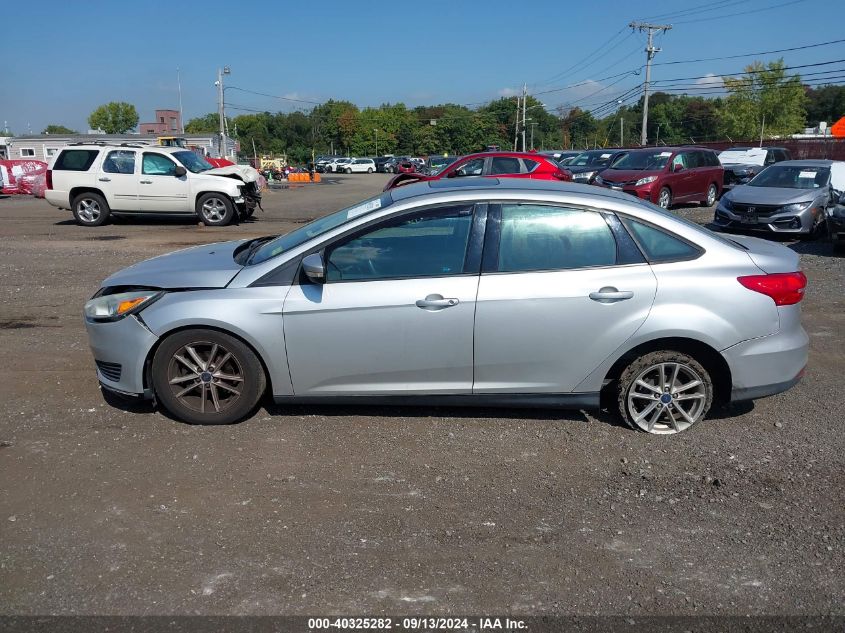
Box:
[594, 146, 724, 208]
[384, 151, 572, 191]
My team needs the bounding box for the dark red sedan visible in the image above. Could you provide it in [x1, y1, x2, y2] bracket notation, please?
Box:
[384, 151, 572, 190]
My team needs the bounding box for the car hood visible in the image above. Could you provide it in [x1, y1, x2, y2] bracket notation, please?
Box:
[101, 240, 246, 289]
[722, 162, 760, 173]
[600, 169, 661, 182]
[204, 165, 260, 183]
[727, 185, 819, 205]
[568, 165, 605, 175]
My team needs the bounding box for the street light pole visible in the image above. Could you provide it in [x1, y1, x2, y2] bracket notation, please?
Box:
[216, 66, 231, 158]
[374, 128, 378, 156]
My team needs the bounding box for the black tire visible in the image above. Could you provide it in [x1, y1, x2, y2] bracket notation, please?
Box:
[196, 193, 234, 226]
[345, 167, 352, 174]
[367, 167, 373, 173]
[71, 192, 110, 227]
[617, 350, 713, 435]
[152, 329, 266, 425]
[657, 187, 672, 209]
[701, 183, 718, 207]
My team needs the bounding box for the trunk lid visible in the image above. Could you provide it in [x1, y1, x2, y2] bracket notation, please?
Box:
[725, 234, 801, 273]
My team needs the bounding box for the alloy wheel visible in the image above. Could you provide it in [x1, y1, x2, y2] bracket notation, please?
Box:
[658, 189, 671, 209]
[626, 362, 707, 434]
[77, 199, 101, 223]
[201, 197, 227, 223]
[706, 184, 717, 206]
[166, 341, 244, 414]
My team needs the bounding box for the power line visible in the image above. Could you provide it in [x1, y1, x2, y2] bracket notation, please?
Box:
[672, 0, 807, 24]
[651, 37, 845, 67]
[638, 0, 751, 22]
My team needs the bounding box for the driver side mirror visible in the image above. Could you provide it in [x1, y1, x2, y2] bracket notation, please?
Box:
[672, 163, 685, 173]
[301, 253, 325, 283]
[174, 165, 187, 177]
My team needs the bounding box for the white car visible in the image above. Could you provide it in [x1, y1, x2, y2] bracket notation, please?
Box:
[325, 157, 351, 173]
[45, 144, 261, 227]
[341, 158, 376, 174]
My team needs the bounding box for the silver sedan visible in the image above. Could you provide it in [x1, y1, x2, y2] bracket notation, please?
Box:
[83, 179, 808, 434]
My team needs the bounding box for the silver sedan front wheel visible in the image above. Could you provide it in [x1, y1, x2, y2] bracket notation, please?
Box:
[618, 351, 713, 434]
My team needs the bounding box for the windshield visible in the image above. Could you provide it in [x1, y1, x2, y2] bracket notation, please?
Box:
[173, 151, 213, 173]
[568, 151, 616, 167]
[610, 151, 673, 171]
[749, 165, 830, 189]
[427, 157, 458, 175]
[248, 192, 394, 265]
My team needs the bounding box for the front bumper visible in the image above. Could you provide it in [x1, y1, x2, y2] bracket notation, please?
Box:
[721, 320, 808, 402]
[85, 314, 159, 398]
[713, 205, 814, 234]
[598, 182, 656, 203]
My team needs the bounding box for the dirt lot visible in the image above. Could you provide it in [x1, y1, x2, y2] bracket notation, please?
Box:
[0, 176, 842, 616]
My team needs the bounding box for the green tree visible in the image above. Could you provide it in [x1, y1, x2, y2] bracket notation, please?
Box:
[720, 59, 806, 140]
[42, 124, 78, 134]
[804, 84, 845, 126]
[88, 102, 139, 134]
[184, 113, 220, 134]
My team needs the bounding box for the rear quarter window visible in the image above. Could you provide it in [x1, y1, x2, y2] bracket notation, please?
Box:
[54, 150, 99, 171]
[624, 218, 702, 262]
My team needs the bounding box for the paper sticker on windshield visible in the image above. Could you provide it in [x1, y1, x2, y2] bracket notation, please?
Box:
[600, 153, 611, 158]
[347, 198, 382, 219]
[798, 170, 817, 179]
[658, 152, 672, 157]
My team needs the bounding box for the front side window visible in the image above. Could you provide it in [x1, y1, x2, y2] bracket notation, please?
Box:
[326, 206, 474, 282]
[490, 157, 522, 175]
[452, 158, 484, 177]
[497, 205, 617, 273]
[102, 150, 136, 175]
[672, 153, 688, 170]
[142, 153, 177, 176]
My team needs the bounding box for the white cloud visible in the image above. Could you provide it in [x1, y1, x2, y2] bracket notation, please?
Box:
[694, 73, 724, 90]
[497, 87, 518, 97]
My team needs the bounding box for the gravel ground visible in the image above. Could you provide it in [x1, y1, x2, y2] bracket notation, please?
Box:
[0, 176, 842, 616]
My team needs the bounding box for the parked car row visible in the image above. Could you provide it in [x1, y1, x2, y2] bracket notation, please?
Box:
[316, 157, 377, 174]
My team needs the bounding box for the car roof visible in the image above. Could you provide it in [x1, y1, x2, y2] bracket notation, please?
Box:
[461, 151, 555, 160]
[64, 143, 185, 154]
[389, 176, 639, 205]
[775, 159, 838, 167]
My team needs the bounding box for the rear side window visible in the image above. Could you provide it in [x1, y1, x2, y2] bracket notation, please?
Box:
[102, 150, 136, 175]
[624, 218, 701, 262]
[54, 150, 98, 171]
[497, 205, 617, 273]
[490, 157, 522, 175]
[522, 159, 539, 173]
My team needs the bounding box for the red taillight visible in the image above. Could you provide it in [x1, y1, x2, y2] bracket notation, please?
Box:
[46, 169, 53, 190]
[553, 169, 572, 181]
[737, 271, 807, 306]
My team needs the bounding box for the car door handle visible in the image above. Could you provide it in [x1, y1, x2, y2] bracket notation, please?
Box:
[589, 287, 634, 303]
[140, 179, 153, 184]
[98, 177, 111, 182]
[415, 294, 459, 310]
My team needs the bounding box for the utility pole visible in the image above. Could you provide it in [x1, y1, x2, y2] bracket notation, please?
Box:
[216, 66, 230, 158]
[630, 22, 671, 146]
[177, 67, 184, 134]
[529, 122, 538, 150]
[513, 95, 521, 151]
[521, 84, 527, 152]
[620, 117, 624, 146]
[759, 113, 765, 147]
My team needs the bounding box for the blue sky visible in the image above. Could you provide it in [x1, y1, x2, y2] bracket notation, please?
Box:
[2, 0, 842, 134]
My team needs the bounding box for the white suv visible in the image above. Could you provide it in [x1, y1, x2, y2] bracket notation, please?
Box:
[45, 143, 261, 227]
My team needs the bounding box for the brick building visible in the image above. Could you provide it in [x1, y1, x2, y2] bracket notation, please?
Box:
[139, 109, 182, 135]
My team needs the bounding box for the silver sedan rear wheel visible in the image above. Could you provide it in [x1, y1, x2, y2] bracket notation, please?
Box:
[618, 351, 713, 434]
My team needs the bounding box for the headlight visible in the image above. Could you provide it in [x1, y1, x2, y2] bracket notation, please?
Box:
[573, 171, 596, 180]
[720, 197, 734, 211]
[594, 175, 604, 185]
[635, 176, 657, 186]
[84, 290, 163, 322]
[780, 201, 812, 214]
